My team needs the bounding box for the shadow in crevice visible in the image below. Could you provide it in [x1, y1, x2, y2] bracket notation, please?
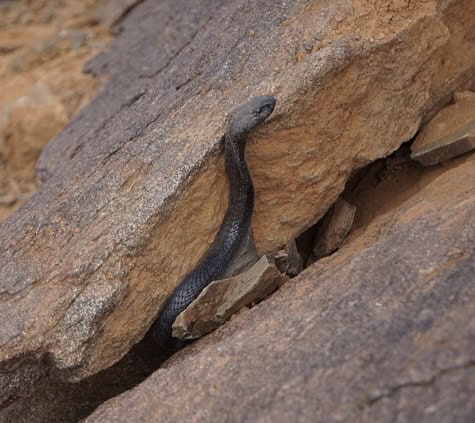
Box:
[293, 138, 422, 273]
[69, 329, 169, 419]
[3, 329, 171, 423]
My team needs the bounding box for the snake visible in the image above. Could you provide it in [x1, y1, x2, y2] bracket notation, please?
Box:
[153, 95, 276, 351]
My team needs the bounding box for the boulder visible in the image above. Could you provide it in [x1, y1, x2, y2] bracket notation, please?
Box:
[85, 154, 475, 423]
[1, 0, 475, 420]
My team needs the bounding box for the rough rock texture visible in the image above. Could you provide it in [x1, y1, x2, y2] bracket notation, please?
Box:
[85, 153, 475, 423]
[411, 90, 475, 165]
[173, 254, 288, 340]
[1, 0, 475, 420]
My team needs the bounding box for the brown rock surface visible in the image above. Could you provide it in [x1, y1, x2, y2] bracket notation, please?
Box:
[85, 153, 475, 423]
[1, 0, 475, 421]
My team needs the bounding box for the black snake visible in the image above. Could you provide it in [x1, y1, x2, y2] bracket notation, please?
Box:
[153, 95, 276, 351]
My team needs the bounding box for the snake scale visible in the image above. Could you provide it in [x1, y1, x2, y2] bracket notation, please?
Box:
[153, 95, 276, 351]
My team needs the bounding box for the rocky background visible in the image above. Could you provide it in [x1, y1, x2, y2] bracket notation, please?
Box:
[0, 0, 112, 222]
[0, 0, 474, 422]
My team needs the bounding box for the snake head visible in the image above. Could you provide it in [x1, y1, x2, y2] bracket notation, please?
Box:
[226, 95, 276, 138]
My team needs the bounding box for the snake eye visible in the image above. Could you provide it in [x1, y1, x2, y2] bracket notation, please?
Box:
[255, 105, 269, 116]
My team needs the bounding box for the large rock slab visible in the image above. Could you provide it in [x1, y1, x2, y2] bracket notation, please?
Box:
[85, 154, 475, 423]
[1, 0, 475, 419]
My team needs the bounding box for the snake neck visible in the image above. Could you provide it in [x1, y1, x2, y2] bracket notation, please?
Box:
[225, 132, 253, 208]
[203, 132, 254, 277]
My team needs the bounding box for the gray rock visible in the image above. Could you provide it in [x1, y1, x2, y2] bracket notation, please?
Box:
[285, 239, 304, 277]
[95, 0, 144, 30]
[411, 91, 475, 165]
[273, 249, 290, 274]
[308, 198, 356, 264]
[223, 231, 259, 278]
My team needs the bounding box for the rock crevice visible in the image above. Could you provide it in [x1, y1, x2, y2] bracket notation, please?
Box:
[0, 0, 474, 421]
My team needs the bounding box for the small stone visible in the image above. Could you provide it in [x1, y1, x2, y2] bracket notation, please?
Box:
[453, 91, 475, 102]
[411, 91, 475, 166]
[172, 254, 289, 340]
[223, 231, 259, 278]
[68, 30, 89, 50]
[272, 249, 289, 274]
[411, 121, 475, 166]
[308, 198, 356, 264]
[296, 50, 306, 62]
[286, 239, 303, 277]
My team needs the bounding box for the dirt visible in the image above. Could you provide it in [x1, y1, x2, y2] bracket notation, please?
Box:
[295, 140, 474, 268]
[343, 144, 473, 252]
[0, 0, 112, 222]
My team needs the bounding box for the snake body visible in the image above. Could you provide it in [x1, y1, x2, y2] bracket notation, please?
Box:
[153, 95, 276, 351]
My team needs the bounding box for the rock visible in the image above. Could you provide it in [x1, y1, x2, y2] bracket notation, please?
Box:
[84, 152, 475, 423]
[411, 91, 475, 165]
[173, 254, 288, 340]
[308, 198, 356, 264]
[95, 0, 143, 30]
[285, 239, 304, 277]
[273, 249, 290, 274]
[1, 0, 475, 421]
[223, 231, 259, 278]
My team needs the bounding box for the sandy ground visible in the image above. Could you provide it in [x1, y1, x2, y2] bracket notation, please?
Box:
[0, 0, 112, 222]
